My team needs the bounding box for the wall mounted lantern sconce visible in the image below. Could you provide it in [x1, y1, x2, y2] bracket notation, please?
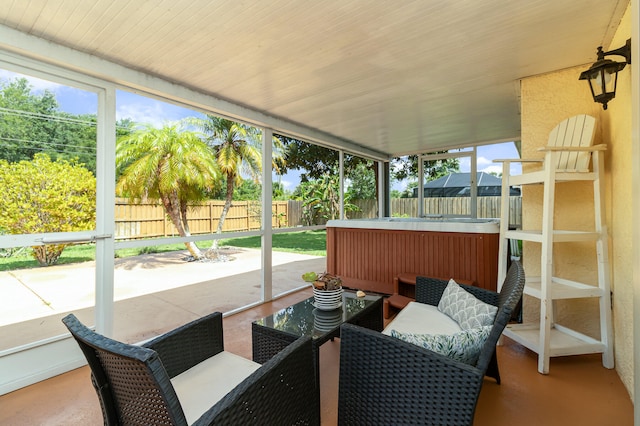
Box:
[579, 38, 631, 110]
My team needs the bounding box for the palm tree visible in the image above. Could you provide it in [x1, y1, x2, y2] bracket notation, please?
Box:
[185, 115, 284, 251]
[116, 123, 219, 259]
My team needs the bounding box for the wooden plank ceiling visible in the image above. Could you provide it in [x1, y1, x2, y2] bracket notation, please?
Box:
[0, 0, 628, 157]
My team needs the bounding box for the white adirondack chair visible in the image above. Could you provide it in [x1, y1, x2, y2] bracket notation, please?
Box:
[504, 114, 601, 186]
[494, 114, 613, 374]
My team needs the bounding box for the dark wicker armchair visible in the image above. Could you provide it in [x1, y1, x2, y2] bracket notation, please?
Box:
[337, 261, 525, 426]
[62, 312, 319, 425]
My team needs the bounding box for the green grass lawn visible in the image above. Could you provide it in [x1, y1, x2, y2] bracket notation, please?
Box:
[0, 230, 326, 272]
[219, 230, 326, 256]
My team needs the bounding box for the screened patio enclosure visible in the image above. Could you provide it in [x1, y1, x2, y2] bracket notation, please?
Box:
[0, 1, 637, 415]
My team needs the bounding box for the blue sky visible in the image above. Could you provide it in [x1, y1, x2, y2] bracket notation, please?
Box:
[1, 68, 520, 192]
[0, 69, 199, 124]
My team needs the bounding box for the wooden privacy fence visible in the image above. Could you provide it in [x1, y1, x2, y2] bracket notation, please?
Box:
[390, 196, 522, 227]
[115, 199, 289, 240]
[115, 196, 521, 240]
[350, 197, 521, 227]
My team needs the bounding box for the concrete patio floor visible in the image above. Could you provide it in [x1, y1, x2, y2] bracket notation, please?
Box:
[0, 249, 634, 424]
[0, 286, 634, 425]
[0, 247, 326, 350]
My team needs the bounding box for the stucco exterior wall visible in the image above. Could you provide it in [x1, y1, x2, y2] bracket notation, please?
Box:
[606, 2, 633, 397]
[519, 2, 633, 395]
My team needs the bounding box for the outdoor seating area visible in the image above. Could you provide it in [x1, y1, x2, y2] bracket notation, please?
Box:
[0, 285, 633, 425]
[57, 263, 528, 425]
[62, 312, 319, 425]
[337, 262, 525, 425]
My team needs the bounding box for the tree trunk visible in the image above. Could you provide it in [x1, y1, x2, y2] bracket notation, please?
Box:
[179, 198, 203, 260]
[211, 174, 235, 251]
[161, 192, 203, 259]
[372, 163, 380, 217]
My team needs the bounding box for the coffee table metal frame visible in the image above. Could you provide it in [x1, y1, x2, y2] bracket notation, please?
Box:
[252, 290, 383, 369]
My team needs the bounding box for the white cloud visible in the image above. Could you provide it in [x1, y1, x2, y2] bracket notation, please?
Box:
[477, 156, 493, 168]
[116, 102, 171, 128]
[479, 164, 503, 175]
[479, 163, 522, 176]
[392, 180, 408, 191]
[279, 178, 294, 189]
[0, 69, 63, 92]
[115, 91, 204, 128]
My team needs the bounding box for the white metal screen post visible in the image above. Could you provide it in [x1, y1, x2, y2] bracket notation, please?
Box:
[378, 161, 385, 217]
[94, 86, 117, 336]
[261, 128, 274, 302]
[339, 151, 345, 219]
[418, 158, 424, 217]
[470, 147, 478, 218]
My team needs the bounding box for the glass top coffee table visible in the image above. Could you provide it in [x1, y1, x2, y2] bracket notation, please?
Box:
[252, 290, 383, 366]
[251, 290, 382, 424]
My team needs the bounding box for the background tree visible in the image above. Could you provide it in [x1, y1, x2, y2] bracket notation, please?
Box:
[38, 112, 97, 173]
[391, 154, 460, 183]
[278, 135, 379, 216]
[279, 136, 379, 216]
[209, 180, 291, 202]
[0, 153, 96, 266]
[227, 179, 261, 201]
[398, 179, 420, 198]
[0, 77, 106, 174]
[272, 181, 291, 200]
[390, 189, 404, 198]
[345, 161, 377, 200]
[278, 135, 378, 183]
[116, 124, 219, 260]
[0, 78, 59, 163]
[277, 135, 339, 180]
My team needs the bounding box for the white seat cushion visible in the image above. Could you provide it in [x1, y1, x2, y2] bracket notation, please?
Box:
[383, 301, 462, 336]
[171, 351, 261, 424]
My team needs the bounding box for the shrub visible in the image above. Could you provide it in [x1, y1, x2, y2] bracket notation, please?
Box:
[137, 246, 159, 255]
[0, 154, 96, 266]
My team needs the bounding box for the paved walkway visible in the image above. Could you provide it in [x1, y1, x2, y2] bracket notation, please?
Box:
[0, 247, 326, 349]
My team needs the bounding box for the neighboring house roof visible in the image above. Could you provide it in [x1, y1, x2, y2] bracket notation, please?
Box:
[415, 172, 521, 197]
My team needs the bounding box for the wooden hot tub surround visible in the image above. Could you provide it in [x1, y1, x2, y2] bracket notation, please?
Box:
[326, 218, 500, 295]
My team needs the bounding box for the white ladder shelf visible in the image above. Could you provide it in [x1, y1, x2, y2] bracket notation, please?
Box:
[495, 114, 614, 374]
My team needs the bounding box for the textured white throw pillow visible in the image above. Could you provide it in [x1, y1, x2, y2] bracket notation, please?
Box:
[390, 326, 492, 365]
[437, 279, 498, 330]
